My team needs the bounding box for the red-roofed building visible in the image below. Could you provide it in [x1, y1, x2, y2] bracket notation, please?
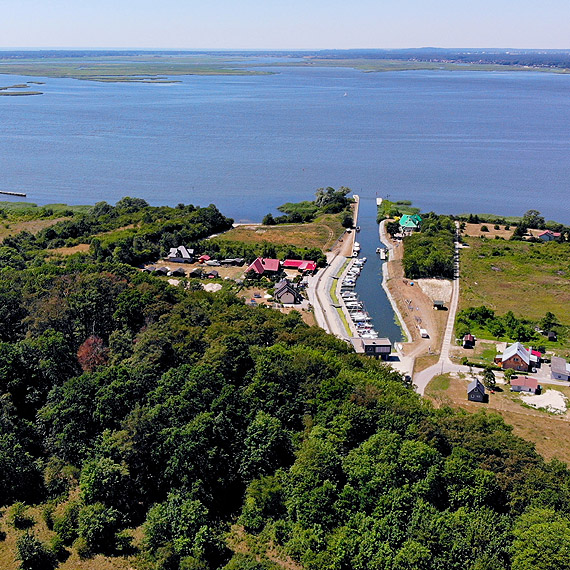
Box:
[538, 230, 561, 242]
[462, 334, 475, 348]
[283, 259, 317, 273]
[510, 377, 539, 394]
[199, 254, 211, 263]
[246, 257, 281, 275]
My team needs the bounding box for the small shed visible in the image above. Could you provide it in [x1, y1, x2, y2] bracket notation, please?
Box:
[547, 331, 557, 342]
[154, 267, 169, 275]
[467, 379, 486, 402]
[462, 334, 475, 348]
[206, 270, 219, 279]
[169, 267, 186, 277]
[189, 268, 203, 278]
[198, 254, 211, 263]
[551, 357, 570, 381]
[510, 377, 539, 394]
[433, 300, 445, 310]
[419, 328, 429, 338]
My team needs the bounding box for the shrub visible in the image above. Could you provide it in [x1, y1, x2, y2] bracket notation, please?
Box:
[481, 225, 489, 232]
[16, 533, 57, 570]
[10, 503, 34, 530]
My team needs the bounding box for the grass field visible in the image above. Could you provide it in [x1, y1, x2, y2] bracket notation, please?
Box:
[459, 236, 570, 336]
[0, 217, 70, 243]
[426, 372, 570, 464]
[216, 214, 345, 252]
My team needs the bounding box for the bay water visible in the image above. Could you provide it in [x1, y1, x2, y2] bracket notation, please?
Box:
[1, 66, 569, 224]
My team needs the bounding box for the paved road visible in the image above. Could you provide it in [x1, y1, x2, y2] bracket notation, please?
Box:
[413, 225, 469, 394]
[308, 195, 360, 340]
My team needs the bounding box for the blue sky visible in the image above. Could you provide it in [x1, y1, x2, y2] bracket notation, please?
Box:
[2, 0, 569, 49]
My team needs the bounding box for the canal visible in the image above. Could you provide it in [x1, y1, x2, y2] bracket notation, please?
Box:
[353, 196, 403, 343]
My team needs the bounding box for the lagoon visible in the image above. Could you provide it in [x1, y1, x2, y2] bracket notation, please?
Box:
[1, 66, 569, 223]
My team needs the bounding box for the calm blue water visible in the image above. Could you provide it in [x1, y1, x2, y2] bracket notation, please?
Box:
[1, 67, 569, 223]
[354, 197, 403, 342]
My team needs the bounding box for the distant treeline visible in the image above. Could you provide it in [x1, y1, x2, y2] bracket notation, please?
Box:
[4, 49, 570, 70]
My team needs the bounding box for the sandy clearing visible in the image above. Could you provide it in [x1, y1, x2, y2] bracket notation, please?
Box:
[416, 279, 453, 303]
[521, 389, 567, 414]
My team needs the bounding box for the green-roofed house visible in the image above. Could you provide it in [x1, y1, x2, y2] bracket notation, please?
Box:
[399, 214, 422, 233]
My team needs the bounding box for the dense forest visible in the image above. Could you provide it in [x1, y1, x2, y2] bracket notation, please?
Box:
[0, 200, 570, 570]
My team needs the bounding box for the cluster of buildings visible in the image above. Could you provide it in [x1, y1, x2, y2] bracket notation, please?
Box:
[468, 342, 570, 402]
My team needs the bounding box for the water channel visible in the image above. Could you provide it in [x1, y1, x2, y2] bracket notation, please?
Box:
[353, 196, 403, 343]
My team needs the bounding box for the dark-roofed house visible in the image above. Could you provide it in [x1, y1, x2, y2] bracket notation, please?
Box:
[169, 267, 186, 277]
[154, 266, 169, 275]
[246, 257, 281, 276]
[351, 337, 392, 359]
[189, 268, 203, 278]
[547, 331, 557, 342]
[205, 270, 219, 279]
[551, 357, 570, 381]
[467, 379, 486, 402]
[274, 279, 303, 304]
[463, 334, 475, 348]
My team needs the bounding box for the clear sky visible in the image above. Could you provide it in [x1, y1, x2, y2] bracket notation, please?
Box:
[2, 0, 569, 50]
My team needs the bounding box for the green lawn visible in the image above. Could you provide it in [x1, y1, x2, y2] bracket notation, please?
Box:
[459, 237, 570, 350]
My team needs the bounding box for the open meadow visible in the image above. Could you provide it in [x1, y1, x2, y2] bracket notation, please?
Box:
[213, 213, 345, 252]
[458, 236, 570, 349]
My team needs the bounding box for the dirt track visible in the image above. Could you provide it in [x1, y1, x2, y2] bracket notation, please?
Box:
[380, 228, 449, 367]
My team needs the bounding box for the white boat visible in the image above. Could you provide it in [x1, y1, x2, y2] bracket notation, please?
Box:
[352, 313, 372, 322]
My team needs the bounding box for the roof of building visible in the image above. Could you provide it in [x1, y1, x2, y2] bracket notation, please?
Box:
[539, 230, 561, 238]
[463, 334, 475, 342]
[167, 245, 193, 259]
[511, 377, 539, 390]
[199, 254, 211, 261]
[350, 337, 391, 353]
[283, 259, 317, 271]
[552, 356, 570, 375]
[361, 337, 391, 347]
[502, 342, 530, 365]
[467, 378, 485, 394]
[246, 257, 280, 274]
[399, 214, 422, 228]
[531, 349, 542, 358]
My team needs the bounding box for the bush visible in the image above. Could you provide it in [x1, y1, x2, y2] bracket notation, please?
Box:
[53, 500, 80, 545]
[78, 502, 121, 555]
[481, 225, 489, 232]
[10, 503, 34, 530]
[16, 533, 57, 570]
